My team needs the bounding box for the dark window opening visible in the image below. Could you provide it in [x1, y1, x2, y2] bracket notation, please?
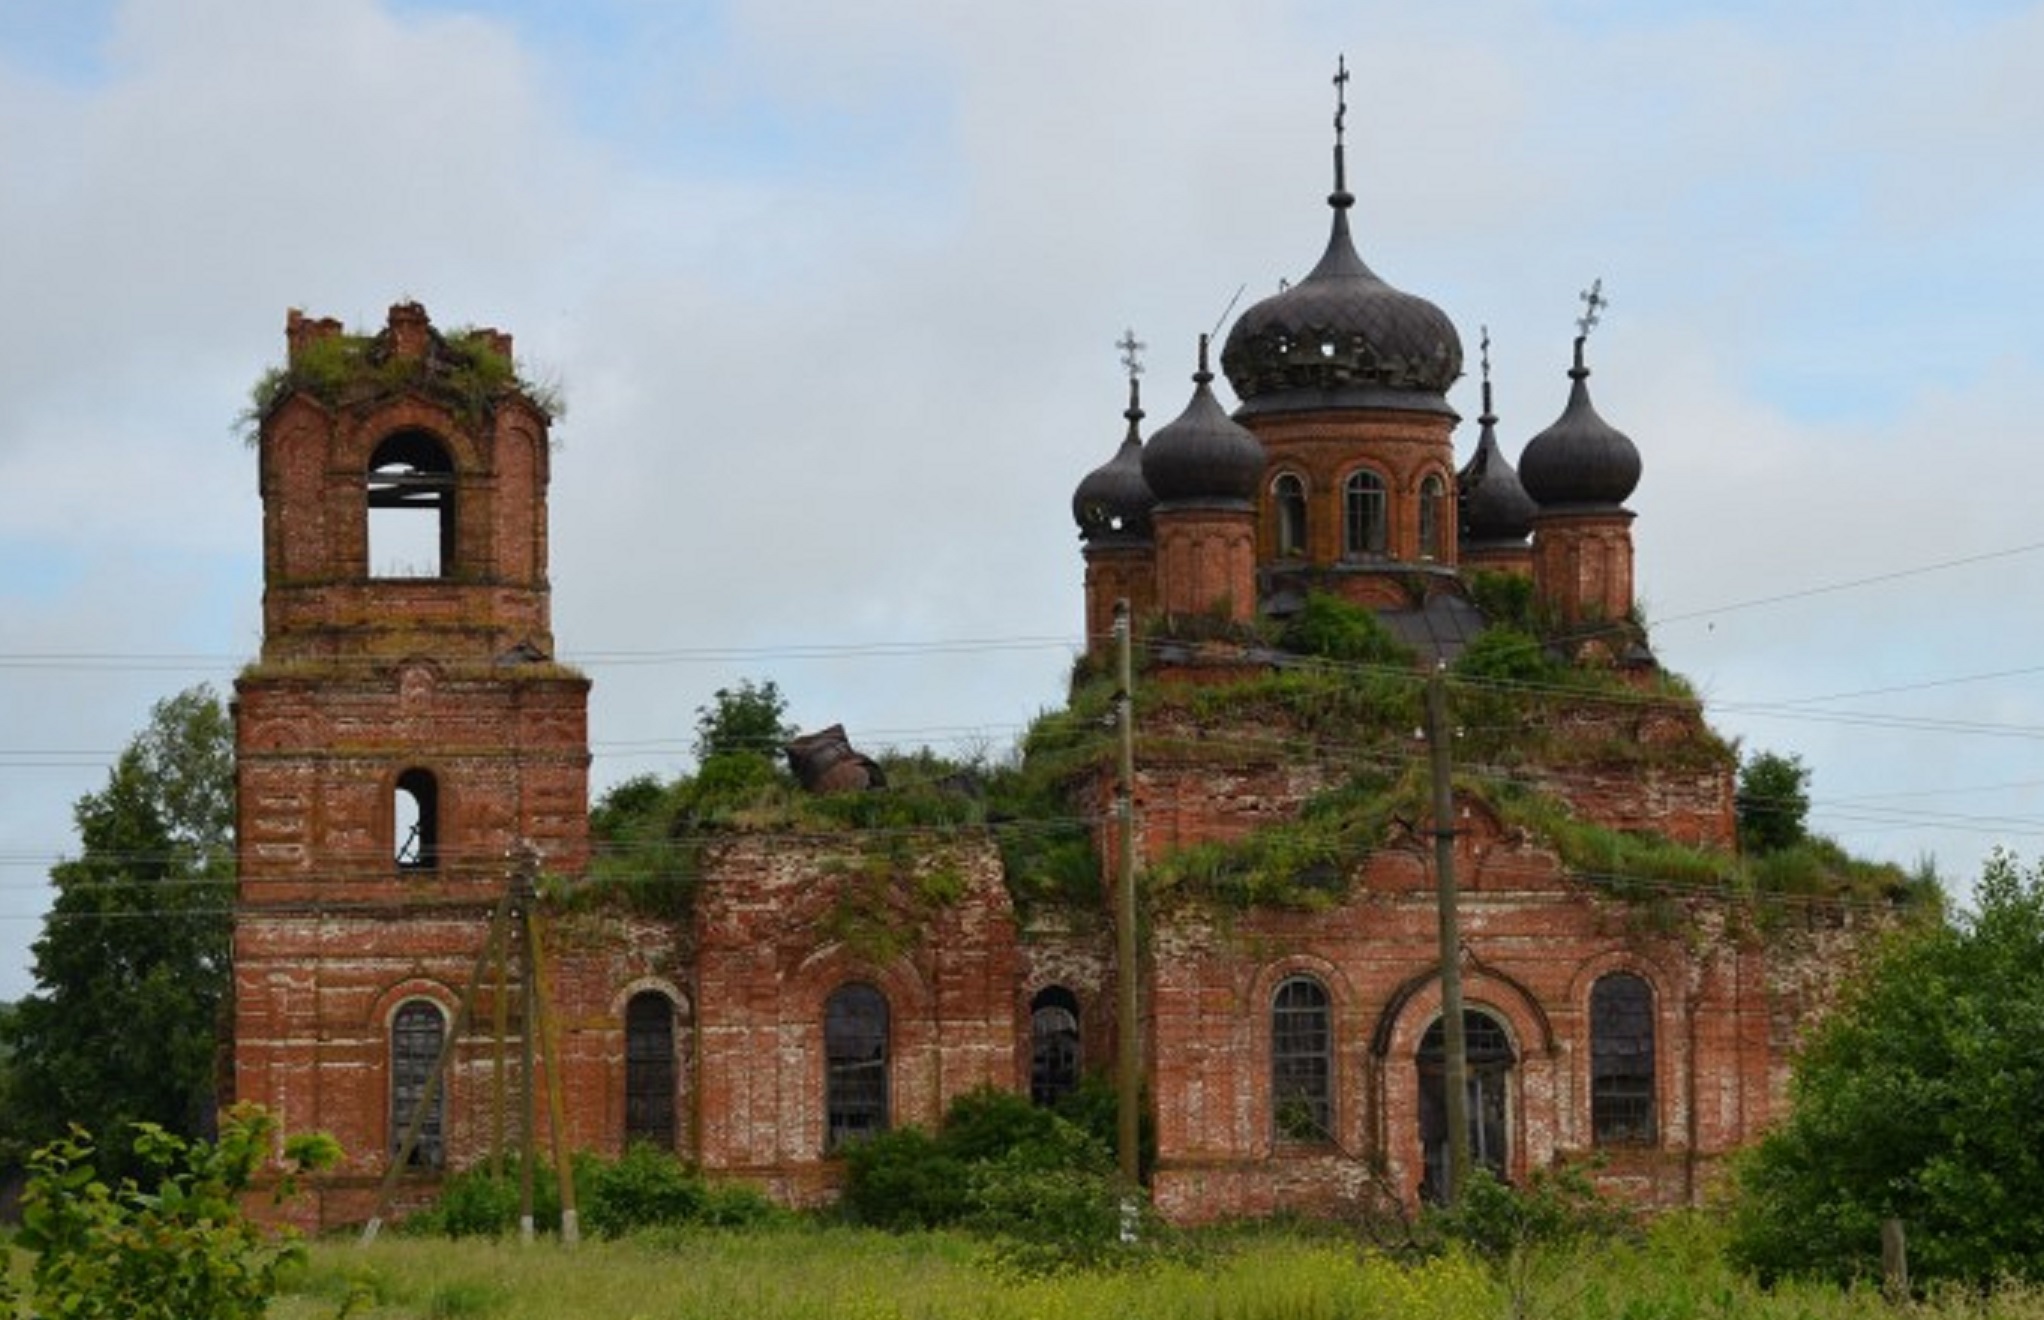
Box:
[1029, 986, 1081, 1107]
[1272, 976, 1332, 1142]
[1273, 473, 1308, 558]
[1344, 470, 1387, 558]
[367, 430, 456, 579]
[825, 983, 888, 1151]
[1418, 1009, 1515, 1202]
[1418, 474, 1446, 560]
[625, 991, 678, 1150]
[395, 768, 439, 871]
[391, 1000, 446, 1168]
[1592, 973, 1657, 1145]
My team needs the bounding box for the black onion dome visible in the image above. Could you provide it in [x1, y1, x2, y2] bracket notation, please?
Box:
[1221, 198, 1462, 418]
[1519, 339, 1641, 509]
[1142, 338, 1265, 507]
[1073, 379, 1157, 543]
[1457, 380, 1536, 543]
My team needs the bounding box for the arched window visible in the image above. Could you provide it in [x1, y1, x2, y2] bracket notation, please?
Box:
[1030, 987, 1082, 1107]
[367, 430, 455, 578]
[1418, 474, 1446, 560]
[825, 983, 889, 1150]
[1343, 470, 1387, 558]
[1272, 473, 1308, 559]
[1272, 976, 1332, 1142]
[1591, 974, 1656, 1144]
[1418, 1009, 1515, 1201]
[394, 768, 438, 871]
[625, 992, 677, 1149]
[390, 1000, 446, 1167]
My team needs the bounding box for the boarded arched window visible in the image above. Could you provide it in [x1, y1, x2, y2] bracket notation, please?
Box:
[390, 1000, 446, 1167]
[1272, 472, 1308, 558]
[1343, 470, 1387, 558]
[825, 983, 889, 1150]
[1591, 973, 1656, 1144]
[1029, 986, 1081, 1107]
[367, 430, 455, 578]
[1272, 975, 1332, 1142]
[394, 768, 439, 871]
[625, 991, 677, 1149]
[1418, 474, 1446, 560]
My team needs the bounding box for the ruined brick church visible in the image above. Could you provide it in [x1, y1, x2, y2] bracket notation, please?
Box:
[232, 99, 1885, 1229]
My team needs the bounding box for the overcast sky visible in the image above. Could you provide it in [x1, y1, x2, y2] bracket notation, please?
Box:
[3, 0, 2042, 1001]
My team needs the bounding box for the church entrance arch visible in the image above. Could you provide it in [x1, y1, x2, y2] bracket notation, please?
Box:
[1417, 1008, 1515, 1202]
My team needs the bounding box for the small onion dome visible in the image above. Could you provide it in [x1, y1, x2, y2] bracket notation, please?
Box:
[1519, 338, 1641, 509]
[1072, 378, 1157, 543]
[1220, 193, 1462, 418]
[1141, 336, 1265, 507]
[1457, 381, 1536, 543]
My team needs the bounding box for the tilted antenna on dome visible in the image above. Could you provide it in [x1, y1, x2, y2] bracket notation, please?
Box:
[1331, 54, 1354, 210]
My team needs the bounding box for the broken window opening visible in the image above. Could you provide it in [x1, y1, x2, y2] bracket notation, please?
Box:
[390, 1000, 447, 1168]
[1591, 973, 1657, 1145]
[1272, 975, 1332, 1143]
[825, 983, 889, 1151]
[1418, 1009, 1515, 1203]
[394, 768, 439, 871]
[1273, 472, 1308, 559]
[1343, 469, 1387, 559]
[1418, 474, 1446, 560]
[625, 991, 678, 1150]
[1029, 986, 1081, 1108]
[367, 430, 456, 579]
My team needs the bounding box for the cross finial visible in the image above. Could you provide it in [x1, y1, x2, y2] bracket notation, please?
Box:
[1577, 278, 1607, 339]
[1117, 328, 1147, 380]
[1480, 324, 1492, 385]
[1333, 55, 1350, 139]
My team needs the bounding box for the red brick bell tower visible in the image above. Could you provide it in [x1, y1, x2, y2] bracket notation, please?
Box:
[233, 304, 589, 1221]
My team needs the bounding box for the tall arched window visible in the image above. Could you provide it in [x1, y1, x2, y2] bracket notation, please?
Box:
[625, 991, 677, 1149]
[1418, 1009, 1515, 1201]
[1030, 986, 1082, 1107]
[1272, 472, 1308, 558]
[394, 768, 439, 871]
[1591, 973, 1656, 1144]
[367, 430, 456, 578]
[1417, 474, 1446, 560]
[390, 1000, 446, 1168]
[1272, 976, 1332, 1142]
[1343, 470, 1387, 558]
[825, 983, 889, 1150]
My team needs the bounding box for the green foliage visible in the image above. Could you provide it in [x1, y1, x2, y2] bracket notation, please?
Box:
[693, 678, 794, 765]
[1729, 849, 2044, 1286]
[1149, 770, 1412, 910]
[1277, 592, 1418, 667]
[1422, 1163, 1636, 1320]
[0, 685, 235, 1175]
[13, 1103, 337, 1320]
[840, 1086, 1119, 1254]
[1466, 570, 1539, 633]
[1451, 626, 1562, 687]
[404, 1149, 786, 1241]
[1737, 749, 1811, 854]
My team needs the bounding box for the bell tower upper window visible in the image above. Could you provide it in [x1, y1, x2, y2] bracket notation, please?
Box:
[368, 430, 456, 579]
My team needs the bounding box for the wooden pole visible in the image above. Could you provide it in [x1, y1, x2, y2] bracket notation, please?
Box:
[490, 908, 509, 1181]
[1113, 599, 1142, 1189]
[525, 899, 581, 1245]
[1428, 666, 1471, 1204]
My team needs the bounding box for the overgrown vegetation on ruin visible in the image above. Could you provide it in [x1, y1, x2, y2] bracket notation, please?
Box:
[240, 322, 564, 441]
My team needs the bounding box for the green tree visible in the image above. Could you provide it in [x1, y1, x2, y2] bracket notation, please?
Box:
[1735, 749, 1810, 854]
[1728, 849, 2044, 1285]
[692, 678, 793, 765]
[0, 685, 234, 1172]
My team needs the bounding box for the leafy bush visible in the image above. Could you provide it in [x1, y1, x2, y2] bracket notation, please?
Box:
[967, 1161, 1154, 1275]
[1278, 593, 1417, 667]
[401, 1159, 561, 1239]
[1736, 750, 1811, 854]
[840, 1127, 971, 1230]
[583, 1145, 706, 1238]
[13, 1103, 338, 1320]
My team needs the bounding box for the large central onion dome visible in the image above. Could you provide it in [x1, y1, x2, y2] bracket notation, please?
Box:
[1221, 146, 1461, 417]
[1142, 337, 1265, 506]
[1519, 338, 1641, 510]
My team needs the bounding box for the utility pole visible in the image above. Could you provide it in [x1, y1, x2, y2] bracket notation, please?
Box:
[1428, 664, 1470, 1204]
[1113, 599, 1142, 1189]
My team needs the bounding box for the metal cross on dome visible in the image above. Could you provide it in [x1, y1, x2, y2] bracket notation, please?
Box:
[1577, 278, 1607, 339]
[1480, 324, 1492, 384]
[1117, 328, 1147, 380]
[1333, 55, 1349, 139]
